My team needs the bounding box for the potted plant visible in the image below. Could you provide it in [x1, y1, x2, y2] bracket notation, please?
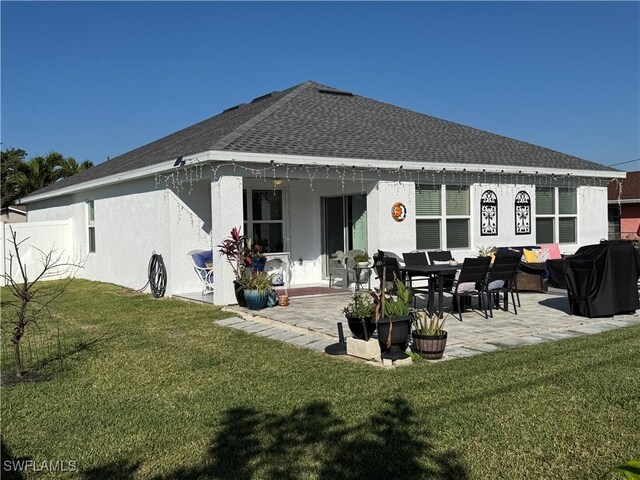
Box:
[342, 293, 376, 340]
[354, 252, 371, 267]
[372, 273, 413, 360]
[412, 309, 448, 360]
[217, 226, 249, 307]
[242, 271, 274, 310]
[246, 239, 267, 272]
[477, 245, 496, 259]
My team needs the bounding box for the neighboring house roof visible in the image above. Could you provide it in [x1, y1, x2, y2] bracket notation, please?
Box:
[28, 80, 616, 199]
[608, 171, 640, 202]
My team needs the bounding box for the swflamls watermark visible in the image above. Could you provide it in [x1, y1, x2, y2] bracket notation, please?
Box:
[3, 460, 77, 472]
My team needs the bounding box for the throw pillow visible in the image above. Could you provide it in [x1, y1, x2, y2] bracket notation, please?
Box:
[533, 247, 550, 263]
[540, 243, 562, 260]
[432, 260, 450, 265]
[453, 269, 475, 292]
[522, 248, 538, 263]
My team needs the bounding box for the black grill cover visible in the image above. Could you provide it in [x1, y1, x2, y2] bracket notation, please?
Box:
[563, 241, 640, 317]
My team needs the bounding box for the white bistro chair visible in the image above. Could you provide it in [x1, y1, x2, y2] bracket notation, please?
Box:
[187, 250, 214, 295]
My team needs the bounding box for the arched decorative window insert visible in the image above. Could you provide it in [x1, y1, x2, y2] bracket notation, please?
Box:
[480, 190, 498, 236]
[515, 191, 531, 235]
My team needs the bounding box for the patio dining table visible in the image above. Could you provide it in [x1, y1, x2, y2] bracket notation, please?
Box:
[400, 264, 459, 318]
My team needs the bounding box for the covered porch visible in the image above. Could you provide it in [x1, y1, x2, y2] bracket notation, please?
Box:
[172, 160, 611, 306]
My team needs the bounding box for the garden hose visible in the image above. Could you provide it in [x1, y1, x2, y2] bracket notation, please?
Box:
[148, 253, 167, 298]
[135, 253, 167, 298]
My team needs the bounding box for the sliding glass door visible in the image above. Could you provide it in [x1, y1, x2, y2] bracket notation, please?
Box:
[322, 195, 367, 275]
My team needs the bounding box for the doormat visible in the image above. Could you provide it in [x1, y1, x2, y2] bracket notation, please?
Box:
[286, 287, 351, 298]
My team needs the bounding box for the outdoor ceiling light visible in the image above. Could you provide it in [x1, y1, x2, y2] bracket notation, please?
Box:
[273, 178, 284, 186]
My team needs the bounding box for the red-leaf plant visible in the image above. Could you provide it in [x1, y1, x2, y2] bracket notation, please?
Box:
[216, 226, 247, 280]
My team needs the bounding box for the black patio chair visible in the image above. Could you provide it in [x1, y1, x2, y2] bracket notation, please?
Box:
[452, 257, 491, 322]
[427, 250, 453, 264]
[485, 252, 521, 317]
[373, 252, 405, 294]
[427, 250, 455, 291]
[403, 252, 430, 308]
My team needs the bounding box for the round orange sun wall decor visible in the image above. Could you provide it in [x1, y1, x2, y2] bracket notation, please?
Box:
[391, 202, 407, 222]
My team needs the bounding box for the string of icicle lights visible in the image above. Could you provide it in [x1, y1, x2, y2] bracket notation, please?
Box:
[155, 158, 618, 196]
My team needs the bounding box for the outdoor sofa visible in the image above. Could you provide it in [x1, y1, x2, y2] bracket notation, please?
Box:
[495, 244, 563, 292]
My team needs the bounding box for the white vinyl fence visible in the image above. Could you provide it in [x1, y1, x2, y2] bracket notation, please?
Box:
[1, 219, 74, 286]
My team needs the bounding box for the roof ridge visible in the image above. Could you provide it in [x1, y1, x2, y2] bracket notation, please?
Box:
[209, 81, 315, 151]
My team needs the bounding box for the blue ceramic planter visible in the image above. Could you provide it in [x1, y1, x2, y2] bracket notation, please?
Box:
[244, 290, 268, 310]
[252, 257, 266, 272]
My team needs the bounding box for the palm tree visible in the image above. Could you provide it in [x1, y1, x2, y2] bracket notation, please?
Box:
[55, 156, 93, 180]
[4, 151, 93, 201]
[9, 154, 60, 196]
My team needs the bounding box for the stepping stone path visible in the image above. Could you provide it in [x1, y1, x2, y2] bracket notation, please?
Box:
[216, 316, 334, 353]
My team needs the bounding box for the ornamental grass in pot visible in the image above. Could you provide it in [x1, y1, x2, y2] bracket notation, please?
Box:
[412, 309, 448, 360]
[242, 271, 274, 310]
[342, 293, 376, 340]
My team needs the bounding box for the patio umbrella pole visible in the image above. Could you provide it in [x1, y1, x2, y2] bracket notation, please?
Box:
[324, 322, 347, 355]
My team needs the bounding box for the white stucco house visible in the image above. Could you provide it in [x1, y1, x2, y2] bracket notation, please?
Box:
[19, 81, 624, 304]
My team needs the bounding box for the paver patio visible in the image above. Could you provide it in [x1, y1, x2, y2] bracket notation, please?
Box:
[218, 287, 640, 360]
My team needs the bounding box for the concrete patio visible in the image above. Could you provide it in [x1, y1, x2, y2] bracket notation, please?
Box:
[214, 287, 640, 361]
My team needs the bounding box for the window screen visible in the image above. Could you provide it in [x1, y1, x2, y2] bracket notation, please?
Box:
[446, 219, 469, 249]
[416, 219, 440, 250]
[446, 186, 470, 216]
[536, 187, 554, 215]
[536, 217, 554, 244]
[415, 185, 441, 216]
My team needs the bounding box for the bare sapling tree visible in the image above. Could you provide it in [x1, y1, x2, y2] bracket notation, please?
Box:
[1, 226, 85, 379]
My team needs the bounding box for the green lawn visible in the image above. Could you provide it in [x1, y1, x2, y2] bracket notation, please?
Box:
[1, 280, 639, 479]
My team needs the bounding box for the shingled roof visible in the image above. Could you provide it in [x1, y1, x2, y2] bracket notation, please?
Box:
[608, 171, 640, 201]
[30, 80, 615, 198]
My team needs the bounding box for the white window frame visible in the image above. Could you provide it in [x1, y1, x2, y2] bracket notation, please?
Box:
[243, 187, 287, 252]
[87, 200, 96, 253]
[415, 184, 470, 251]
[535, 187, 578, 245]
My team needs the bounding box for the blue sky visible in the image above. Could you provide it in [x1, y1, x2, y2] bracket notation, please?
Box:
[2, 1, 639, 170]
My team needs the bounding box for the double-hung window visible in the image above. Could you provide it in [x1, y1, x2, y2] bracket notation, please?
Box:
[416, 185, 470, 250]
[243, 189, 285, 252]
[87, 200, 96, 253]
[535, 187, 577, 244]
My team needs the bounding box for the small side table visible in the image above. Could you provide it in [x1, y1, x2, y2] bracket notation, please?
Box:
[353, 265, 373, 292]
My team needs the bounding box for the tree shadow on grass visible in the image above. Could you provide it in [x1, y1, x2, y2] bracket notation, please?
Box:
[1, 333, 116, 388]
[87, 397, 466, 480]
[320, 397, 466, 480]
[84, 460, 141, 480]
[1, 436, 29, 480]
[33, 333, 117, 371]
